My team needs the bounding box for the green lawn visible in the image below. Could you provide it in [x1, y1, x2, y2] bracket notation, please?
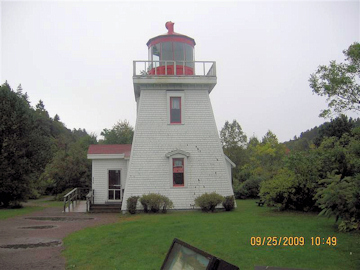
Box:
[0, 196, 63, 220]
[0, 206, 44, 220]
[63, 200, 360, 270]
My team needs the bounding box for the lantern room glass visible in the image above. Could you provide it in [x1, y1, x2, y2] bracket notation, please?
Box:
[149, 42, 194, 74]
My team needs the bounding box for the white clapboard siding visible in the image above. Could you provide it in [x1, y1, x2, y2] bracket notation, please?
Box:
[121, 88, 235, 210]
[92, 159, 129, 204]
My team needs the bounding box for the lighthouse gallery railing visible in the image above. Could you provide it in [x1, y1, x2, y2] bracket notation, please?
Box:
[133, 61, 216, 77]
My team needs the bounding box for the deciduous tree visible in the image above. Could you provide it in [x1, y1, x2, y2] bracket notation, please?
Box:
[220, 120, 247, 149]
[100, 120, 134, 144]
[309, 42, 360, 118]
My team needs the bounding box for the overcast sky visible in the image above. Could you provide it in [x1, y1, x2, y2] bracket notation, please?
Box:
[2, 1, 359, 142]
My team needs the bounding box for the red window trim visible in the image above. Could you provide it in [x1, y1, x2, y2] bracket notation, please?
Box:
[170, 97, 181, 124]
[173, 158, 184, 187]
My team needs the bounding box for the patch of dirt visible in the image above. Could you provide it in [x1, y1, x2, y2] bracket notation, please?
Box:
[0, 241, 62, 249]
[18, 225, 57, 229]
[25, 216, 94, 221]
[0, 204, 119, 270]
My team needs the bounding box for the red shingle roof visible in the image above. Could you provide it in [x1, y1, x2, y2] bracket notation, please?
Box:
[87, 144, 132, 157]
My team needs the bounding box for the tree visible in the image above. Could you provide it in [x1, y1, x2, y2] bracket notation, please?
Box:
[309, 42, 360, 118]
[36, 100, 46, 111]
[233, 131, 287, 199]
[40, 133, 96, 194]
[100, 120, 134, 144]
[220, 120, 248, 183]
[252, 130, 287, 177]
[220, 120, 247, 149]
[16, 84, 23, 96]
[316, 174, 360, 231]
[259, 151, 320, 211]
[314, 114, 354, 146]
[15, 84, 30, 104]
[0, 83, 52, 206]
[314, 125, 360, 231]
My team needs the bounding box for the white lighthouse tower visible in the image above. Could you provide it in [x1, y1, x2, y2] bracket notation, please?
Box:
[121, 22, 235, 211]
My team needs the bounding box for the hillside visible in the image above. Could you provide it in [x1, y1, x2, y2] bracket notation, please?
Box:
[284, 116, 360, 151]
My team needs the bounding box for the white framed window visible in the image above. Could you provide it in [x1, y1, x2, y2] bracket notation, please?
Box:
[108, 169, 122, 200]
[172, 158, 184, 186]
[170, 97, 181, 124]
[167, 91, 184, 125]
[166, 150, 190, 188]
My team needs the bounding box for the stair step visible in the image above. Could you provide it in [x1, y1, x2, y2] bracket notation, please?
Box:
[91, 205, 121, 208]
[90, 209, 121, 213]
[90, 203, 122, 213]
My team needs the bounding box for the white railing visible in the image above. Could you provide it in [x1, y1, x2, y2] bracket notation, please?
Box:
[133, 61, 216, 77]
[63, 187, 91, 212]
[86, 189, 94, 212]
[63, 188, 79, 212]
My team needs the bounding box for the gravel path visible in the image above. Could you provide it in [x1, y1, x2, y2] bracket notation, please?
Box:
[0, 203, 119, 270]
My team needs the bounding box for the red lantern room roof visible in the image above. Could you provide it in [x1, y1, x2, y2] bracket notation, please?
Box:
[146, 21, 196, 48]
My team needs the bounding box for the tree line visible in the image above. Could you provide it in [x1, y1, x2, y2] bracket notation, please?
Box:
[220, 42, 360, 232]
[0, 82, 133, 207]
[220, 116, 360, 231]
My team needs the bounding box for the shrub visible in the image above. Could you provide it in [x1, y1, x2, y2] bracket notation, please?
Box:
[235, 177, 262, 199]
[260, 164, 319, 212]
[316, 174, 360, 232]
[140, 193, 174, 213]
[195, 192, 224, 212]
[127, 196, 139, 214]
[10, 201, 23, 209]
[160, 195, 174, 213]
[222, 196, 235, 211]
[28, 188, 41, 200]
[259, 169, 297, 211]
[139, 194, 150, 213]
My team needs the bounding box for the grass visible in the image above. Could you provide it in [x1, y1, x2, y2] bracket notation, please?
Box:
[0, 196, 63, 220]
[0, 206, 44, 220]
[27, 198, 64, 208]
[62, 200, 360, 270]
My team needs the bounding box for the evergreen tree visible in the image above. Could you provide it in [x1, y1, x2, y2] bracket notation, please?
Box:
[314, 114, 354, 146]
[0, 83, 34, 205]
[16, 84, 23, 96]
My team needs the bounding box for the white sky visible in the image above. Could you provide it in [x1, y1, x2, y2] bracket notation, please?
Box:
[2, 1, 359, 142]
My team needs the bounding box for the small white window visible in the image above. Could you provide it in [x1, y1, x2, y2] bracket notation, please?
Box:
[170, 97, 181, 124]
[173, 158, 184, 187]
[167, 91, 184, 125]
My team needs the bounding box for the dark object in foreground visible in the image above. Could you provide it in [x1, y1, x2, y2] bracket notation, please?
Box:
[161, 238, 239, 270]
[254, 266, 311, 270]
[256, 200, 265, 207]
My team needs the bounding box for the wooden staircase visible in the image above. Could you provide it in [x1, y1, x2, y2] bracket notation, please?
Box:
[90, 203, 122, 213]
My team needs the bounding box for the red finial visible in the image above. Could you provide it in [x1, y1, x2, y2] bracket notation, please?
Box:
[165, 21, 174, 34]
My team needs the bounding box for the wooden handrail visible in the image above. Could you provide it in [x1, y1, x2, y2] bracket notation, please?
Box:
[63, 187, 92, 212]
[64, 188, 78, 198]
[63, 188, 78, 212]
